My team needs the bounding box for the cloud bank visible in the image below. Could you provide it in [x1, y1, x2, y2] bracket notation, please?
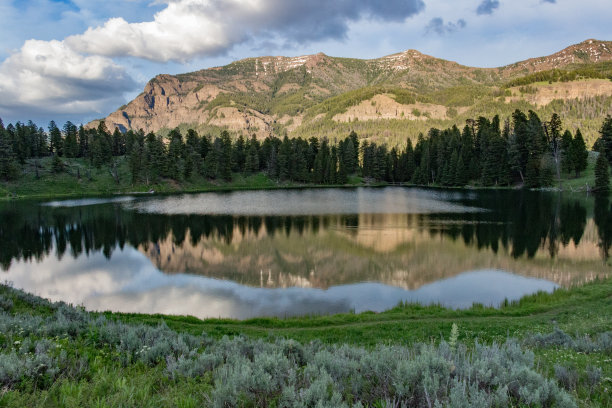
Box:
[0, 40, 136, 118]
[66, 0, 426, 62]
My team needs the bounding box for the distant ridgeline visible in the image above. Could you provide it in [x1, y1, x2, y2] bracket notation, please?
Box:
[1, 111, 611, 190]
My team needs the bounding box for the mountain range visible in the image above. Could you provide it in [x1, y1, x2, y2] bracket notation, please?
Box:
[92, 39, 612, 146]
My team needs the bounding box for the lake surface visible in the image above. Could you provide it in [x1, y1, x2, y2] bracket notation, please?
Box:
[1, 187, 610, 319]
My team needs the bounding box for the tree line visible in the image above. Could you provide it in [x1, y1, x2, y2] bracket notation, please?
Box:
[0, 111, 611, 192]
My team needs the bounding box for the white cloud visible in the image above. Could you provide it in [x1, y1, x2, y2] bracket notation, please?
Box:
[0, 40, 136, 117]
[66, 0, 425, 62]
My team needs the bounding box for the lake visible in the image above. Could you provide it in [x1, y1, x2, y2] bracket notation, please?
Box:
[1, 187, 610, 319]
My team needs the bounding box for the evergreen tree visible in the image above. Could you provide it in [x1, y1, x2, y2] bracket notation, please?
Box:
[328, 146, 338, 184]
[219, 131, 233, 181]
[78, 125, 88, 158]
[525, 156, 540, 188]
[167, 128, 184, 180]
[0, 120, 19, 180]
[278, 136, 292, 181]
[129, 131, 145, 183]
[245, 140, 260, 174]
[96, 122, 113, 164]
[293, 139, 309, 182]
[569, 129, 588, 178]
[63, 121, 78, 158]
[447, 150, 458, 186]
[232, 135, 246, 173]
[455, 152, 467, 186]
[203, 146, 219, 179]
[560, 129, 573, 174]
[597, 115, 612, 165]
[595, 146, 610, 194]
[144, 133, 166, 183]
[49, 120, 63, 156]
[267, 145, 278, 179]
[111, 128, 125, 156]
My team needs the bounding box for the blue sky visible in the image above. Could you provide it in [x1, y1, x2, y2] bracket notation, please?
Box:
[0, 0, 610, 126]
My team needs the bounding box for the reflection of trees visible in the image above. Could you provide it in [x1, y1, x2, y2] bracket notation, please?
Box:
[420, 191, 587, 259]
[0, 191, 602, 272]
[594, 196, 612, 261]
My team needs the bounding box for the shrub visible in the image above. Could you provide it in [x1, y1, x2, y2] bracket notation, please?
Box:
[554, 364, 579, 391]
[0, 295, 13, 312]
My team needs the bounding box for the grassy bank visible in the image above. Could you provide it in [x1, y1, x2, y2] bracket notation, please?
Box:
[0, 152, 603, 201]
[0, 279, 610, 407]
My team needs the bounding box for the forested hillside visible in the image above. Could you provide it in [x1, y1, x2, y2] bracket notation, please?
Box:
[2, 112, 611, 197]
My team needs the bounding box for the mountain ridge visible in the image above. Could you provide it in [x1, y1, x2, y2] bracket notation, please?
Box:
[92, 39, 612, 143]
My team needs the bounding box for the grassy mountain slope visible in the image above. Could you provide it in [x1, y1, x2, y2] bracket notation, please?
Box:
[92, 39, 612, 147]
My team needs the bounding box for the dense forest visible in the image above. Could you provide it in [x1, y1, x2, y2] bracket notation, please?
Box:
[0, 111, 611, 191]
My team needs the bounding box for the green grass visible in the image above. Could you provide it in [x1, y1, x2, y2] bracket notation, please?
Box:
[109, 278, 612, 347]
[0, 278, 610, 407]
[0, 157, 368, 201]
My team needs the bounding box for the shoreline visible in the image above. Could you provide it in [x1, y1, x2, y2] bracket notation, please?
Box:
[1, 179, 603, 202]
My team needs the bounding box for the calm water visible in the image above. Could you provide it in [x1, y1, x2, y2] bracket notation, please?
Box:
[1, 187, 610, 319]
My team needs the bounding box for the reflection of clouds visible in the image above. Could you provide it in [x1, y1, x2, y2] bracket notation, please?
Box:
[6, 247, 557, 319]
[126, 187, 483, 216]
[43, 196, 136, 207]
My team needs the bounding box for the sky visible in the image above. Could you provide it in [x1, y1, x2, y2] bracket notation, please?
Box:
[0, 0, 610, 126]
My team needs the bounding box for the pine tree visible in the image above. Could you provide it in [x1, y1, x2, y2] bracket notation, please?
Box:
[570, 129, 588, 178]
[167, 128, 184, 180]
[597, 115, 612, 165]
[0, 120, 19, 180]
[525, 156, 540, 188]
[219, 131, 233, 181]
[595, 146, 610, 194]
[245, 139, 260, 174]
[78, 125, 88, 158]
[455, 153, 466, 186]
[560, 129, 573, 174]
[49, 120, 63, 156]
[278, 136, 291, 181]
[447, 150, 458, 186]
[203, 147, 219, 179]
[129, 131, 145, 184]
[232, 135, 246, 173]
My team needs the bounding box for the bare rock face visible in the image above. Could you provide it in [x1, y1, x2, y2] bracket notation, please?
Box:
[91, 39, 612, 137]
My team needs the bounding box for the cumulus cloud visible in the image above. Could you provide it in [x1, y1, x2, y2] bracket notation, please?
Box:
[425, 18, 467, 35]
[66, 0, 426, 62]
[0, 40, 137, 117]
[476, 0, 500, 15]
[541, 0, 556, 3]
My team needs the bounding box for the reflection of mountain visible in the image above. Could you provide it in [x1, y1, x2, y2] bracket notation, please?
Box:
[141, 213, 609, 290]
[1, 190, 611, 293]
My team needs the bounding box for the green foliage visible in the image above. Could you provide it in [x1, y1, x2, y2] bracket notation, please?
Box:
[504, 62, 612, 88]
[594, 148, 610, 193]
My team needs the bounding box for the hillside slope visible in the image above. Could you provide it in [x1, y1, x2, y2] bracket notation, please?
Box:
[93, 39, 612, 146]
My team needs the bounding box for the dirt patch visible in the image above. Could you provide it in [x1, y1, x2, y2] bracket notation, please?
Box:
[508, 79, 612, 106]
[208, 107, 273, 139]
[333, 94, 447, 122]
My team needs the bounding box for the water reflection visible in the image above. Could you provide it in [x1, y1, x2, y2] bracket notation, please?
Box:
[0, 188, 610, 318]
[5, 248, 558, 319]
